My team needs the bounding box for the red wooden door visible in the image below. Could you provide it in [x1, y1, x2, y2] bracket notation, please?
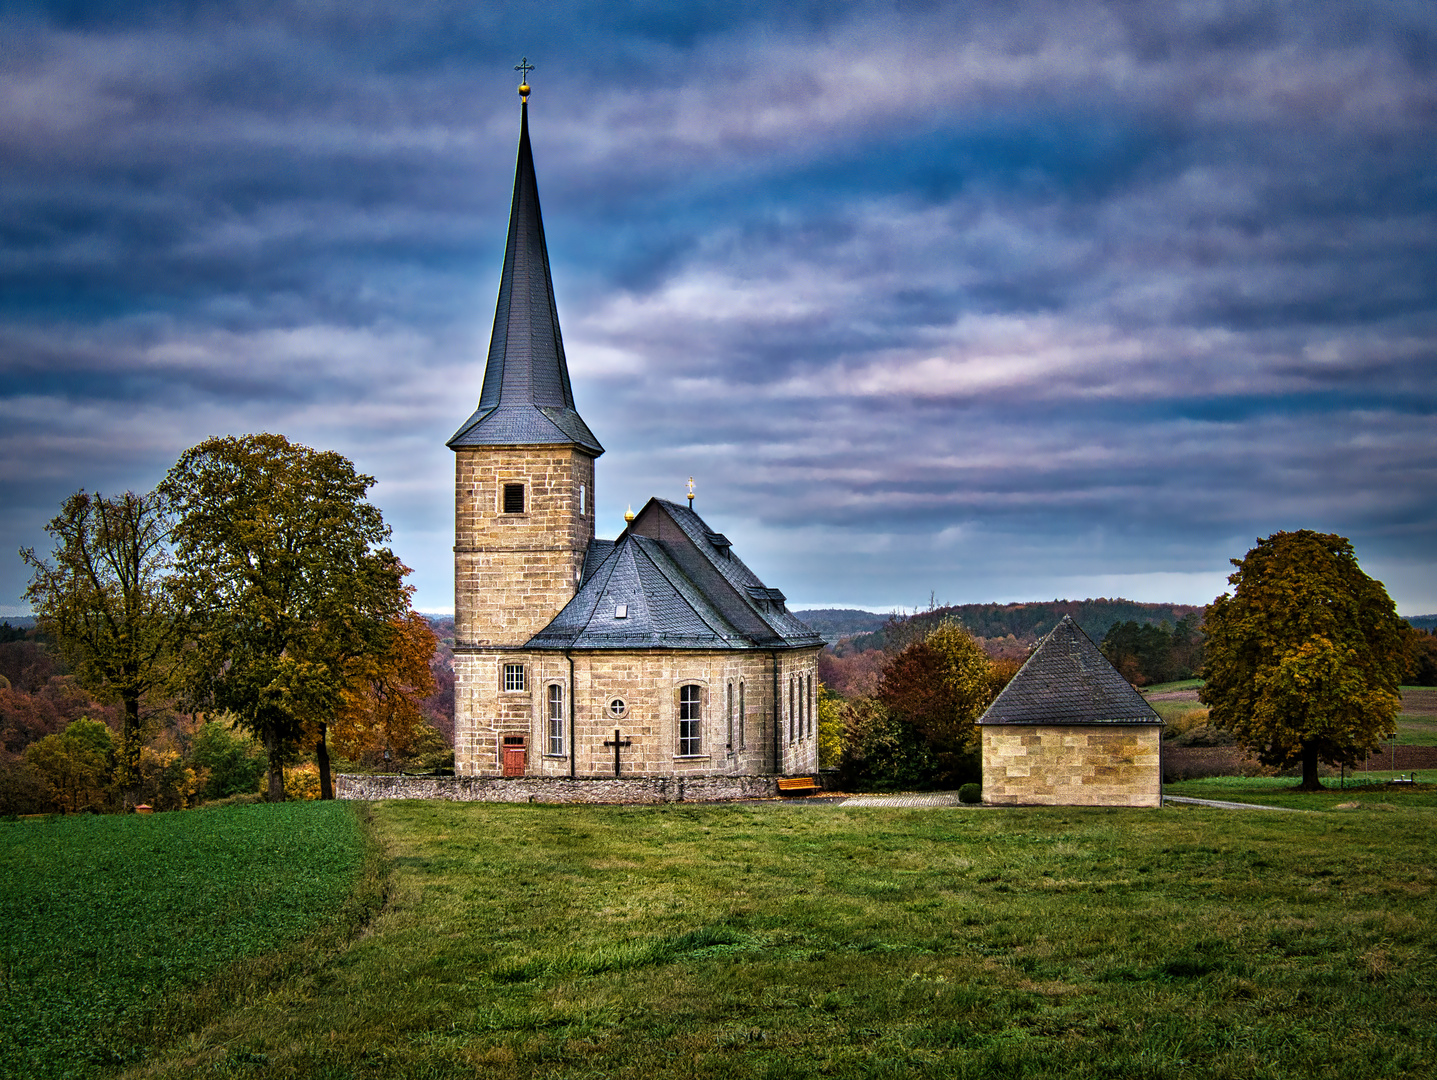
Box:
[502, 736, 526, 777]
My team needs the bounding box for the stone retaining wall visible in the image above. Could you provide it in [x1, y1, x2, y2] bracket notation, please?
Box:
[335, 773, 778, 804]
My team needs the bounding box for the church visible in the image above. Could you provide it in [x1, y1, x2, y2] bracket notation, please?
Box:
[447, 80, 823, 784]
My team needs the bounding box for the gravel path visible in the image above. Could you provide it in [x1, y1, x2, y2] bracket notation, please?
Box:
[1162, 794, 1312, 812]
[829, 792, 971, 808]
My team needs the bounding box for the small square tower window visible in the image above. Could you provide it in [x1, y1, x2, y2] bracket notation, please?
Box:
[503, 664, 525, 692]
[503, 483, 525, 514]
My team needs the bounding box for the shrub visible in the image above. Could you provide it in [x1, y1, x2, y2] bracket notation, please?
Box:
[959, 783, 981, 804]
[190, 717, 265, 801]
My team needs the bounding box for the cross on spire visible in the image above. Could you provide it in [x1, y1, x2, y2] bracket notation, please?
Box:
[515, 56, 535, 98]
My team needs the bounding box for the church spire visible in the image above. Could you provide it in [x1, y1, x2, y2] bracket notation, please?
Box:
[449, 79, 603, 454]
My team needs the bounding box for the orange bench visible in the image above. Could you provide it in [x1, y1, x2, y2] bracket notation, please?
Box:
[777, 776, 819, 795]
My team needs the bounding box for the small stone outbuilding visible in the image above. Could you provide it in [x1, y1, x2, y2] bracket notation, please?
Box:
[978, 616, 1163, 807]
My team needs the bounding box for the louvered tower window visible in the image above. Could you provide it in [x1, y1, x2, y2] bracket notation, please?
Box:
[503, 483, 525, 513]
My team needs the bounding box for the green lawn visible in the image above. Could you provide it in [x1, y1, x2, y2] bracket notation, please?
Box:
[1165, 774, 1437, 810]
[0, 802, 381, 1080]
[101, 798, 1437, 1079]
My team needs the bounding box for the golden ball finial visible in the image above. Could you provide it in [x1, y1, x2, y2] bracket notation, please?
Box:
[518, 83, 529, 100]
[623, 504, 635, 523]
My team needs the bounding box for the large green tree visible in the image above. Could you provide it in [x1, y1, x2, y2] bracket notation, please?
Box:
[161, 434, 411, 801]
[21, 489, 180, 798]
[1201, 530, 1405, 790]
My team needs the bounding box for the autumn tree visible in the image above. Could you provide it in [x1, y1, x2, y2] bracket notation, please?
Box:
[328, 612, 439, 795]
[815, 682, 844, 770]
[161, 434, 411, 801]
[1201, 530, 1406, 790]
[25, 716, 115, 813]
[876, 619, 995, 785]
[21, 490, 181, 799]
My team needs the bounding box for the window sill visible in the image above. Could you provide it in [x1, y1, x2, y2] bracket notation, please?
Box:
[674, 754, 710, 761]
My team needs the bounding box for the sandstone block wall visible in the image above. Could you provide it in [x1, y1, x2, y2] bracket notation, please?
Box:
[454, 445, 594, 647]
[336, 773, 778, 804]
[981, 724, 1162, 807]
[454, 646, 821, 779]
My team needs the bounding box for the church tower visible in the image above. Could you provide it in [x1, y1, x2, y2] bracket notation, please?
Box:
[449, 78, 602, 774]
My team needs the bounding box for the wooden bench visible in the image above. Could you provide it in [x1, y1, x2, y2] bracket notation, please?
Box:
[777, 776, 819, 796]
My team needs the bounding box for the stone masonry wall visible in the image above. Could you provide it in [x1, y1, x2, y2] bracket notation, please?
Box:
[336, 773, 778, 804]
[982, 724, 1162, 807]
[454, 646, 821, 779]
[453, 445, 594, 647]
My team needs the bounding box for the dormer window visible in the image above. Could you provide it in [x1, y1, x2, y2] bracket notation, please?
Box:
[615, 604, 628, 619]
[503, 483, 525, 514]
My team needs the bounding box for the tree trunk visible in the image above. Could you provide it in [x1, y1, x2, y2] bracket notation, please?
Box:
[120, 694, 143, 808]
[317, 724, 333, 800]
[1299, 741, 1321, 791]
[263, 725, 287, 802]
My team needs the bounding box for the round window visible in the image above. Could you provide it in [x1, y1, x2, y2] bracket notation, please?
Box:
[608, 697, 628, 719]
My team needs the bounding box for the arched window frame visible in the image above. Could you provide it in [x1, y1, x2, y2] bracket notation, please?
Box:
[678, 683, 703, 757]
[546, 682, 565, 756]
[726, 681, 734, 750]
[738, 681, 746, 749]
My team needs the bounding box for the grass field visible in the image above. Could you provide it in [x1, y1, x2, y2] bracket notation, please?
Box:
[1164, 774, 1437, 809]
[3, 797, 1411, 1079]
[0, 802, 382, 1080]
[1397, 686, 1437, 746]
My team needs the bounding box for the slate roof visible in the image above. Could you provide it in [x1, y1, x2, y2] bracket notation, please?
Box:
[977, 616, 1162, 726]
[526, 499, 824, 651]
[449, 99, 603, 455]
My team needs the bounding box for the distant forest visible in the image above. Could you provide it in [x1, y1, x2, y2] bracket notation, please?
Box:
[816, 599, 1205, 654]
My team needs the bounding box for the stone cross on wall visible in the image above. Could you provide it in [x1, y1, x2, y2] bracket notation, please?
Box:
[603, 728, 632, 777]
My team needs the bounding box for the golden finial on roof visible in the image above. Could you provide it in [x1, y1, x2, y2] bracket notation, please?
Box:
[515, 56, 534, 101]
[623, 504, 635, 523]
[686, 477, 695, 504]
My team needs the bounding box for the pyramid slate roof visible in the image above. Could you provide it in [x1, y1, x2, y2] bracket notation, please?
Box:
[449, 99, 603, 455]
[977, 616, 1162, 726]
[526, 499, 823, 651]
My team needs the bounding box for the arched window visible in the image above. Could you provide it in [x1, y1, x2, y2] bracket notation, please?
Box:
[738, 681, 745, 748]
[788, 676, 795, 743]
[547, 684, 564, 755]
[806, 674, 813, 738]
[679, 684, 702, 756]
[726, 682, 734, 749]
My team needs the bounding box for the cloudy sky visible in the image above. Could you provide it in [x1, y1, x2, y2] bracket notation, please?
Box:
[3, 1, 1435, 618]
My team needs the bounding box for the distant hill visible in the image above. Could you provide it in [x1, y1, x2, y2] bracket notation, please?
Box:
[1405, 614, 1437, 633]
[792, 609, 893, 644]
[837, 598, 1205, 654]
